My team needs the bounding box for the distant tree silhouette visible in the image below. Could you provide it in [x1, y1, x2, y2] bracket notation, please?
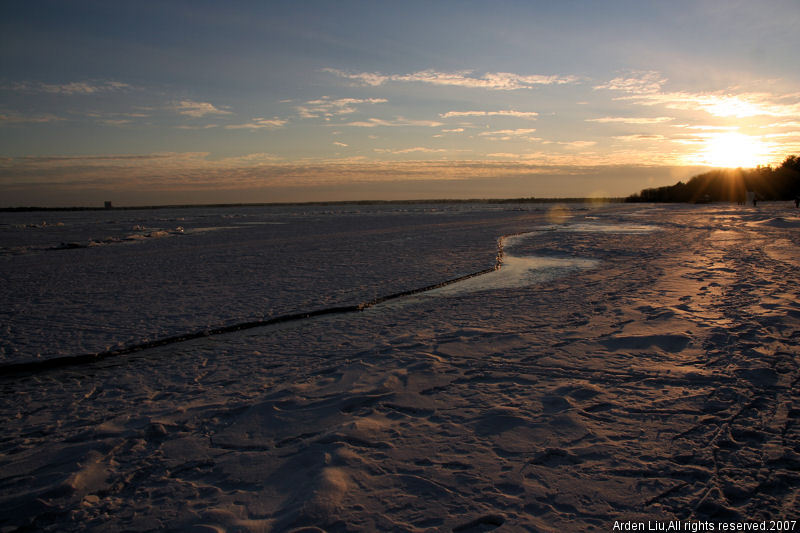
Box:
[626, 155, 800, 203]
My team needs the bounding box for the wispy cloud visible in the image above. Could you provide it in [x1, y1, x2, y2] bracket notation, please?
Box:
[0, 112, 63, 124]
[325, 68, 577, 90]
[479, 128, 537, 138]
[296, 96, 387, 119]
[561, 141, 597, 148]
[98, 119, 133, 126]
[0, 152, 701, 200]
[6, 80, 131, 95]
[440, 110, 539, 119]
[333, 141, 348, 147]
[323, 70, 390, 87]
[541, 140, 598, 148]
[613, 134, 669, 142]
[593, 71, 666, 94]
[483, 149, 682, 166]
[478, 128, 540, 142]
[487, 153, 522, 158]
[224, 117, 287, 129]
[596, 72, 800, 119]
[763, 121, 800, 129]
[173, 100, 232, 118]
[85, 111, 151, 126]
[0, 152, 284, 188]
[175, 124, 220, 130]
[761, 131, 800, 139]
[374, 147, 447, 154]
[587, 116, 674, 124]
[671, 124, 739, 131]
[86, 111, 150, 119]
[345, 117, 443, 128]
[629, 92, 800, 118]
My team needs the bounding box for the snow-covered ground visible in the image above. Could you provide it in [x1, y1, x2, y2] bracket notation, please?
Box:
[1, 202, 799, 531]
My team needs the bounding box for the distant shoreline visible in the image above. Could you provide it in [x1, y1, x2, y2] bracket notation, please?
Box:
[0, 197, 624, 213]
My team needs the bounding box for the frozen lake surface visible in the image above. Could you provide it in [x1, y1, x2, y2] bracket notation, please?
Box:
[2, 202, 604, 365]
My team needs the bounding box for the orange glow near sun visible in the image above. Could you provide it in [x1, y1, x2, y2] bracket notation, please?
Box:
[697, 132, 773, 168]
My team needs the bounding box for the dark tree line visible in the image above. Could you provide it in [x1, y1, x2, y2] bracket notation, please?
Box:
[626, 155, 800, 203]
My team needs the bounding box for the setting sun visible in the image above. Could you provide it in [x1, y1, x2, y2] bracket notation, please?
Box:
[699, 132, 773, 168]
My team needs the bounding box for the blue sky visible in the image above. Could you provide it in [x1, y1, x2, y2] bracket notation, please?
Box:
[2, 0, 800, 205]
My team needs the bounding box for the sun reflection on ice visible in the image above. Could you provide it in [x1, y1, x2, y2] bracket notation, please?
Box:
[429, 254, 598, 297]
[376, 222, 663, 307]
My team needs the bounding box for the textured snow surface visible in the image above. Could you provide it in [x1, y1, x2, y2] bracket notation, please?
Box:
[1, 202, 799, 531]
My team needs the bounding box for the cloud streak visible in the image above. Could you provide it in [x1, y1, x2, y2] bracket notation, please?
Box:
[6, 80, 131, 95]
[587, 116, 674, 124]
[224, 117, 287, 129]
[613, 134, 669, 142]
[593, 71, 666, 94]
[0, 113, 63, 124]
[479, 128, 537, 136]
[3, 152, 686, 194]
[173, 100, 233, 118]
[596, 72, 800, 119]
[622, 91, 800, 118]
[296, 97, 387, 119]
[541, 140, 598, 148]
[325, 68, 577, 90]
[345, 117, 443, 128]
[440, 110, 539, 119]
[374, 147, 447, 154]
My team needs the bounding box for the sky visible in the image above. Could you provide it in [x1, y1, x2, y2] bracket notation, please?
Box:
[2, 0, 800, 206]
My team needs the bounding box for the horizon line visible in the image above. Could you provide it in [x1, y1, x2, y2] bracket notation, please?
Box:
[0, 196, 627, 212]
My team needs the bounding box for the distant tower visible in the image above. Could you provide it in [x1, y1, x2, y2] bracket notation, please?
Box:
[104, 201, 113, 209]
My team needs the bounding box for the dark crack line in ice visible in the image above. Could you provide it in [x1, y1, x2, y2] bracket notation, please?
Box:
[0, 235, 518, 378]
